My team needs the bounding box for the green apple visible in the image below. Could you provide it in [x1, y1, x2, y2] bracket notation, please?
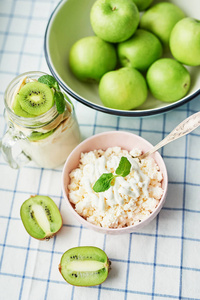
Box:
[90, 0, 140, 43]
[69, 36, 117, 82]
[99, 67, 148, 110]
[117, 29, 162, 71]
[131, 0, 153, 11]
[140, 2, 185, 47]
[146, 58, 191, 102]
[170, 17, 200, 66]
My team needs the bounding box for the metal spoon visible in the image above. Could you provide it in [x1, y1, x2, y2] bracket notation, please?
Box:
[138, 111, 200, 160]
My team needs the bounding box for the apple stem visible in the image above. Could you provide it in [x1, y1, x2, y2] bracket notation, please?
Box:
[112, 6, 117, 11]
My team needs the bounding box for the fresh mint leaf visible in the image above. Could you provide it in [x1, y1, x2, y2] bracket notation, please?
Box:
[38, 75, 60, 90]
[93, 173, 114, 193]
[93, 156, 132, 193]
[115, 156, 131, 177]
[38, 75, 66, 114]
[54, 91, 65, 114]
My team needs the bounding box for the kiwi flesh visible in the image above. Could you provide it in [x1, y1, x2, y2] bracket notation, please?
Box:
[17, 82, 54, 116]
[12, 95, 35, 118]
[20, 195, 62, 240]
[28, 129, 55, 141]
[59, 246, 111, 286]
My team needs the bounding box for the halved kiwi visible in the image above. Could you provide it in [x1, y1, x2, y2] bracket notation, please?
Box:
[20, 195, 62, 240]
[59, 246, 111, 286]
[17, 82, 54, 116]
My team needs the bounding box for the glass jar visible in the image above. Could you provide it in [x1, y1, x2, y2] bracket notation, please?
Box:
[0, 71, 81, 169]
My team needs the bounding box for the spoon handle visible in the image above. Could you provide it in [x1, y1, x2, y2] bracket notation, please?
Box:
[141, 111, 200, 159]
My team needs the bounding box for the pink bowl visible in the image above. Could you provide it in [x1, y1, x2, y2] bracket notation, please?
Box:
[62, 131, 168, 234]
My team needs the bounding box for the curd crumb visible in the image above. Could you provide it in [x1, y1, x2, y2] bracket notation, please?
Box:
[68, 147, 164, 228]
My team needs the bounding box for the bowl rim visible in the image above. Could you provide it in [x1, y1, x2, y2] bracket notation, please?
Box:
[44, 0, 200, 117]
[61, 131, 168, 234]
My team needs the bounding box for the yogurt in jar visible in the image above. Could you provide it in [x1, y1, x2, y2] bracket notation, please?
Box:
[3, 72, 81, 169]
[16, 105, 81, 168]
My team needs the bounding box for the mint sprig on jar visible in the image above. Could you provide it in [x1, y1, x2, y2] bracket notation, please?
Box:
[2, 71, 80, 169]
[13, 74, 66, 118]
[38, 74, 66, 114]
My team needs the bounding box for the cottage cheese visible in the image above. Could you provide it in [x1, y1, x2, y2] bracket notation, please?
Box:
[68, 147, 164, 228]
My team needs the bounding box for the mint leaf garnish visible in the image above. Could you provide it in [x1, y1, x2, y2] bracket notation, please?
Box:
[93, 173, 114, 193]
[38, 75, 60, 90]
[54, 91, 65, 114]
[92, 156, 131, 193]
[38, 74, 65, 114]
[115, 156, 131, 177]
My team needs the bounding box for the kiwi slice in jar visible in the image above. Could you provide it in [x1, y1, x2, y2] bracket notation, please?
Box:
[17, 81, 54, 116]
[59, 246, 111, 286]
[12, 95, 35, 118]
[28, 129, 55, 142]
[20, 195, 62, 240]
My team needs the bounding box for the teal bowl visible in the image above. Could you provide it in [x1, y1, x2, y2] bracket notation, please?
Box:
[44, 0, 200, 117]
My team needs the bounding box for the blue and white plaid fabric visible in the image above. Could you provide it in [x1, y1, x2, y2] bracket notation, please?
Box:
[0, 0, 200, 299]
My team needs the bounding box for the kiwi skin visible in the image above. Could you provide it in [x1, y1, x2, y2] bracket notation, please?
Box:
[59, 246, 111, 286]
[20, 195, 63, 240]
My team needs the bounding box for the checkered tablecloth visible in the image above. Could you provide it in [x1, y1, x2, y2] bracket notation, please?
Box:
[0, 0, 200, 299]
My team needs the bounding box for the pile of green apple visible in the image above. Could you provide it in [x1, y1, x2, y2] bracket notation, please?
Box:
[69, 0, 200, 110]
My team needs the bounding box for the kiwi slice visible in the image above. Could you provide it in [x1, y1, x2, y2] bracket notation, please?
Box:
[20, 195, 62, 240]
[59, 246, 111, 286]
[17, 82, 54, 116]
[28, 129, 55, 141]
[12, 95, 35, 118]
